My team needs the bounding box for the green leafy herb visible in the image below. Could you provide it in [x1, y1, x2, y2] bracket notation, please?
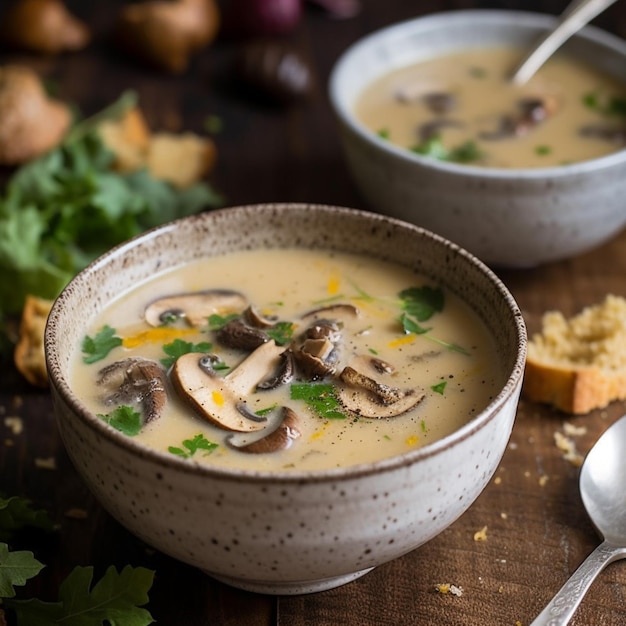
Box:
[255, 404, 278, 416]
[583, 91, 626, 116]
[81, 325, 122, 364]
[161, 338, 213, 369]
[410, 136, 484, 164]
[0, 543, 44, 599]
[0, 496, 54, 542]
[290, 383, 347, 420]
[400, 313, 430, 335]
[431, 381, 447, 395]
[168, 434, 218, 459]
[447, 140, 484, 164]
[377, 128, 390, 140]
[98, 405, 143, 436]
[266, 321, 295, 346]
[5, 565, 155, 625]
[207, 313, 240, 330]
[410, 135, 449, 160]
[0, 91, 223, 320]
[535, 145, 552, 156]
[399, 286, 444, 322]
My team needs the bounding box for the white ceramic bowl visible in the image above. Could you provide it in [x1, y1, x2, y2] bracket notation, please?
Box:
[45, 204, 526, 595]
[329, 10, 626, 268]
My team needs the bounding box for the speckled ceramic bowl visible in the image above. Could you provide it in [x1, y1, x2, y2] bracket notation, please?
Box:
[45, 204, 526, 595]
[329, 10, 626, 268]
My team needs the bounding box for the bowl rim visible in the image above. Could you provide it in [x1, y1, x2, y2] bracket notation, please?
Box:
[45, 203, 528, 484]
[328, 8, 626, 179]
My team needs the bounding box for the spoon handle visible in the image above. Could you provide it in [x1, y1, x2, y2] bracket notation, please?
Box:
[529, 541, 626, 626]
[511, 0, 619, 85]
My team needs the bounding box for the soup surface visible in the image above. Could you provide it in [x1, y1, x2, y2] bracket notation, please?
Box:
[355, 47, 626, 168]
[72, 248, 504, 472]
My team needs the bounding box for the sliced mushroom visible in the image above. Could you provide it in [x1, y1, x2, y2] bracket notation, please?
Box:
[294, 336, 338, 380]
[418, 119, 463, 142]
[257, 348, 295, 390]
[97, 357, 167, 423]
[144, 289, 247, 327]
[422, 92, 456, 114]
[171, 340, 285, 431]
[479, 95, 559, 140]
[337, 365, 424, 418]
[216, 318, 269, 350]
[243, 304, 278, 328]
[579, 125, 626, 144]
[226, 406, 301, 453]
[301, 303, 359, 321]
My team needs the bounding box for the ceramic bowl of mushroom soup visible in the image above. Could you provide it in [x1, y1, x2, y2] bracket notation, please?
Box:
[329, 10, 626, 268]
[45, 203, 526, 595]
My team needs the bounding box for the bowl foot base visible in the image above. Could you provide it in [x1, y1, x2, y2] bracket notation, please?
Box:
[204, 567, 375, 595]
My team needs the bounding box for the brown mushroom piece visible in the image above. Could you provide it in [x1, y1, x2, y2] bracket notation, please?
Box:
[301, 303, 360, 322]
[479, 95, 559, 140]
[97, 357, 167, 423]
[243, 305, 279, 328]
[257, 349, 295, 390]
[216, 318, 270, 351]
[579, 125, 626, 144]
[294, 336, 338, 380]
[144, 289, 247, 327]
[338, 365, 424, 418]
[171, 340, 286, 432]
[418, 119, 463, 142]
[226, 406, 301, 453]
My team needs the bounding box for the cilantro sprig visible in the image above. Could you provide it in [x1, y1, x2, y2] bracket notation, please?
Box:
[82, 325, 122, 364]
[291, 383, 347, 420]
[98, 405, 143, 436]
[161, 338, 214, 369]
[168, 434, 219, 459]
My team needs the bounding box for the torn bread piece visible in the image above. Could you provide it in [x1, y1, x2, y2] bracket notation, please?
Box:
[523, 294, 626, 414]
[14, 295, 54, 387]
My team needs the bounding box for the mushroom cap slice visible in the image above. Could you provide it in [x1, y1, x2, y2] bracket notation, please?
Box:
[144, 289, 247, 327]
[171, 340, 286, 432]
[338, 365, 424, 419]
[226, 407, 301, 453]
[301, 303, 359, 321]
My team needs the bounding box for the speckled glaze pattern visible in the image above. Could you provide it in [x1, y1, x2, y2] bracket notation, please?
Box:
[329, 11, 626, 268]
[45, 204, 527, 595]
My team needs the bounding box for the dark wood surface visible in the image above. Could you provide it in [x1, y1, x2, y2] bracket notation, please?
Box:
[2, 1, 626, 624]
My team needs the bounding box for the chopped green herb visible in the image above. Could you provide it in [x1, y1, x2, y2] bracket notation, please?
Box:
[448, 140, 484, 164]
[410, 135, 449, 160]
[368, 347, 378, 355]
[267, 321, 295, 346]
[468, 66, 487, 78]
[377, 128, 390, 140]
[161, 338, 213, 369]
[583, 91, 626, 116]
[98, 405, 143, 436]
[290, 383, 347, 420]
[168, 434, 218, 459]
[410, 136, 484, 164]
[399, 286, 444, 322]
[535, 145, 552, 156]
[431, 381, 447, 394]
[208, 313, 240, 330]
[82, 325, 122, 364]
[400, 313, 430, 335]
[255, 404, 278, 416]
[420, 419, 427, 432]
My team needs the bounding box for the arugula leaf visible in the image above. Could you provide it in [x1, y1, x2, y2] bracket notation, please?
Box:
[5, 565, 155, 626]
[168, 434, 219, 458]
[160, 339, 213, 369]
[0, 544, 45, 599]
[98, 405, 143, 436]
[82, 325, 122, 364]
[0, 496, 54, 542]
[399, 286, 444, 322]
[290, 383, 347, 420]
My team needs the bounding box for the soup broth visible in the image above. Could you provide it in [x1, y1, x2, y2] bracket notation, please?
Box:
[355, 47, 626, 168]
[72, 248, 504, 471]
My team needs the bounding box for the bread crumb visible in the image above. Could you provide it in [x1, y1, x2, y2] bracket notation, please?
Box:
[554, 431, 584, 466]
[14, 295, 53, 387]
[538, 474, 549, 487]
[4, 416, 23, 435]
[500, 512, 508, 519]
[494, 476, 502, 485]
[34, 457, 57, 470]
[434, 583, 463, 596]
[563, 421, 586, 437]
[473, 525, 488, 541]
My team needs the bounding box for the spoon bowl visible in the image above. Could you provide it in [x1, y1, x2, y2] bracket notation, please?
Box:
[531, 415, 626, 625]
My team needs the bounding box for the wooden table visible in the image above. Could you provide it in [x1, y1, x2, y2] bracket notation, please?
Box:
[2, 1, 626, 624]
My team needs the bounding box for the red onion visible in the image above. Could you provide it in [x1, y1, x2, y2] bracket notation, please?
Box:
[222, 0, 303, 38]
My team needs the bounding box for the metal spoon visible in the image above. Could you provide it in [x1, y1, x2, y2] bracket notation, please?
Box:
[511, 0, 620, 85]
[530, 415, 626, 625]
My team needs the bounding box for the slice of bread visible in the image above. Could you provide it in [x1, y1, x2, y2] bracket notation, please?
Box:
[523, 294, 626, 414]
[14, 295, 53, 387]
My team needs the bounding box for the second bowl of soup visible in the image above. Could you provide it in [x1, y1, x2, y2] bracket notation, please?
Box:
[329, 10, 626, 267]
[45, 203, 526, 594]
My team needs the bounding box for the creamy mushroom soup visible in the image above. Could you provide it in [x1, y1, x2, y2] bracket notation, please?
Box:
[355, 47, 626, 168]
[72, 248, 503, 471]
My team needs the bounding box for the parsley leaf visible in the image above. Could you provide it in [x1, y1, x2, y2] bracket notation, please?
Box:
[431, 381, 447, 395]
[400, 313, 430, 335]
[399, 286, 444, 322]
[161, 339, 213, 369]
[5, 565, 155, 625]
[168, 434, 219, 458]
[266, 321, 295, 346]
[583, 91, 626, 116]
[0, 543, 45, 599]
[81, 325, 122, 364]
[98, 405, 143, 436]
[208, 313, 240, 330]
[290, 383, 347, 420]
